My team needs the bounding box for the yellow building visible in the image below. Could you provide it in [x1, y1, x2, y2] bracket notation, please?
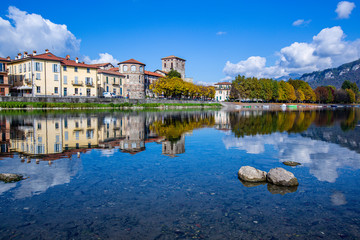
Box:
[8, 50, 99, 97]
[97, 68, 125, 97]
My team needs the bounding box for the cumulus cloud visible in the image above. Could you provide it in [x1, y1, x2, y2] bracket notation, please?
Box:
[335, 1, 356, 19]
[84, 53, 119, 66]
[223, 26, 360, 79]
[292, 19, 311, 27]
[0, 6, 80, 58]
[216, 31, 227, 35]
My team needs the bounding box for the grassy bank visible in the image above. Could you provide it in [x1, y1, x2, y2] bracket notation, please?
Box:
[0, 101, 222, 109]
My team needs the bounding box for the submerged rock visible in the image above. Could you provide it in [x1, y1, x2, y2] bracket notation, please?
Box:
[0, 173, 24, 183]
[282, 161, 301, 167]
[266, 168, 298, 187]
[267, 184, 298, 195]
[238, 166, 267, 182]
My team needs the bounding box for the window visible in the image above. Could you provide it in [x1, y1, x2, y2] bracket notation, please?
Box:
[139, 66, 143, 72]
[55, 122, 59, 129]
[127, 75, 129, 79]
[36, 86, 40, 93]
[106, 86, 109, 92]
[19, 64, 22, 73]
[164, 63, 166, 68]
[75, 88, 78, 94]
[87, 68, 90, 73]
[75, 131, 79, 140]
[53, 64, 59, 73]
[0, 63, 4, 72]
[54, 74, 59, 81]
[0, 88, 4, 93]
[64, 131, 68, 141]
[123, 65, 128, 72]
[54, 143, 61, 153]
[75, 76, 78, 84]
[113, 77, 116, 84]
[87, 118, 91, 127]
[74, 67, 78, 72]
[54, 87, 58, 94]
[24, 63, 26, 72]
[86, 130, 94, 139]
[113, 89, 116, 94]
[131, 65, 136, 72]
[106, 76, 108, 84]
[36, 73, 41, 80]
[63, 66, 67, 71]
[120, 79, 122, 85]
[0, 76, 3, 84]
[64, 76, 67, 84]
[120, 88, 122, 95]
[35, 62, 42, 71]
[37, 123, 41, 129]
[64, 119, 68, 128]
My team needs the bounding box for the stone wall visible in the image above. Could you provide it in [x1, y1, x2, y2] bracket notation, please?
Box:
[0, 96, 212, 105]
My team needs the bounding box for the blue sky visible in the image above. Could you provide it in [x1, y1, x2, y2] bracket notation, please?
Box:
[0, 0, 359, 84]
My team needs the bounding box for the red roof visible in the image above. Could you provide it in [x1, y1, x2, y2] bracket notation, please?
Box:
[32, 52, 63, 61]
[89, 63, 113, 67]
[0, 57, 10, 62]
[98, 69, 125, 77]
[144, 70, 163, 78]
[108, 67, 119, 72]
[60, 58, 99, 69]
[161, 55, 186, 61]
[215, 82, 232, 85]
[119, 59, 146, 65]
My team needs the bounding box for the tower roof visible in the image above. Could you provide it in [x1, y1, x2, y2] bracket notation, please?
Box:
[161, 55, 186, 61]
[118, 59, 146, 65]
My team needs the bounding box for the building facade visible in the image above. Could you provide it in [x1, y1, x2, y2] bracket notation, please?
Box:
[118, 59, 145, 99]
[97, 69, 125, 97]
[144, 70, 163, 98]
[215, 82, 231, 101]
[161, 55, 186, 79]
[0, 57, 11, 96]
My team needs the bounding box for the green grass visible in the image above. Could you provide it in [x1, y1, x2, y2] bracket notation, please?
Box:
[0, 101, 221, 109]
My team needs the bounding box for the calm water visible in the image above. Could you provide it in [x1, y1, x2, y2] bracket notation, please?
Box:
[0, 108, 360, 239]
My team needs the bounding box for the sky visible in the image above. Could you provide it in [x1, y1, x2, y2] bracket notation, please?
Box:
[0, 0, 359, 85]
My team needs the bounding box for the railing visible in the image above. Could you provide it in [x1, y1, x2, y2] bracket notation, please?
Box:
[72, 81, 83, 86]
[85, 81, 93, 87]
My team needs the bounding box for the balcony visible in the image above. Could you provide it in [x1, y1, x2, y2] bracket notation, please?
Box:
[85, 81, 94, 87]
[72, 80, 83, 86]
[112, 81, 119, 86]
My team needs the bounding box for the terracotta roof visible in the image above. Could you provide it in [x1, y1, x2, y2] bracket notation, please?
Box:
[118, 59, 146, 66]
[89, 63, 113, 67]
[155, 70, 168, 75]
[161, 55, 186, 61]
[98, 69, 125, 77]
[108, 67, 119, 72]
[144, 70, 163, 78]
[60, 58, 99, 68]
[32, 52, 63, 61]
[215, 82, 232, 85]
[0, 57, 10, 62]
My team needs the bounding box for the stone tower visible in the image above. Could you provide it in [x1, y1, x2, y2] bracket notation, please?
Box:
[161, 55, 186, 79]
[118, 59, 145, 99]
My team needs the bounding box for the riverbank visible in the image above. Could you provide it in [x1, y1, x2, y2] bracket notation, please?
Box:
[0, 101, 222, 110]
[221, 102, 360, 111]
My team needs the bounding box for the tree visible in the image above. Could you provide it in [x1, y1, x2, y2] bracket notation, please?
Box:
[288, 79, 316, 102]
[314, 86, 329, 103]
[167, 69, 182, 79]
[346, 89, 356, 103]
[295, 89, 305, 102]
[342, 80, 359, 94]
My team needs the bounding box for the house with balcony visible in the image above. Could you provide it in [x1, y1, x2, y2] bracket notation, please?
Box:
[97, 68, 125, 97]
[0, 57, 11, 96]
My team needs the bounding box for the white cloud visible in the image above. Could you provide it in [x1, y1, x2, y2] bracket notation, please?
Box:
[0, 6, 80, 58]
[335, 1, 356, 19]
[223, 26, 360, 79]
[216, 31, 227, 35]
[292, 19, 311, 27]
[84, 53, 119, 66]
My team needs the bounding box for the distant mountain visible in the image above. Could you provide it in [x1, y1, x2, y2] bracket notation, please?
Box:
[275, 73, 301, 81]
[299, 59, 360, 89]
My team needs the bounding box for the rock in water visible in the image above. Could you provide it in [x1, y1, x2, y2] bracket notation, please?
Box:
[238, 166, 267, 182]
[282, 161, 301, 167]
[267, 184, 298, 195]
[0, 173, 24, 183]
[266, 168, 299, 187]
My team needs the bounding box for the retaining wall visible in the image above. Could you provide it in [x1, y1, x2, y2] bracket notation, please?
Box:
[0, 96, 212, 105]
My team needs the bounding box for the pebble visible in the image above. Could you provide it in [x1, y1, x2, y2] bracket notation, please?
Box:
[253, 221, 258, 224]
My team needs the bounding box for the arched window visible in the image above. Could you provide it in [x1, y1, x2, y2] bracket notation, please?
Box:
[139, 66, 143, 72]
[131, 65, 136, 72]
[123, 65, 128, 72]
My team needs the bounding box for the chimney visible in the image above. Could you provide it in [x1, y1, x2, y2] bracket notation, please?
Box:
[45, 49, 49, 53]
[82, 61, 84, 64]
[24, 51, 28, 58]
[75, 57, 78, 63]
[6, 56, 10, 61]
[18, 53, 22, 59]
[33, 50, 37, 56]
[65, 55, 70, 60]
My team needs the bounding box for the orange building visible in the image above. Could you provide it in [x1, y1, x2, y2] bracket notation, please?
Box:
[0, 57, 11, 96]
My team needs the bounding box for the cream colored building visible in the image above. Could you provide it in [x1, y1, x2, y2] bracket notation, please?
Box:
[97, 69, 125, 97]
[8, 50, 99, 97]
[215, 82, 231, 101]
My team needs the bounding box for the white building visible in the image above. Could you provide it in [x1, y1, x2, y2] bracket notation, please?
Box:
[215, 82, 231, 101]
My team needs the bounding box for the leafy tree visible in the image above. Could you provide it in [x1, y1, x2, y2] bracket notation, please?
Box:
[341, 80, 359, 94]
[346, 89, 356, 103]
[334, 89, 349, 103]
[167, 69, 182, 79]
[315, 86, 329, 103]
[295, 89, 305, 102]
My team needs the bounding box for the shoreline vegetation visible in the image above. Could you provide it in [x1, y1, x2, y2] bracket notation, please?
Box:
[0, 101, 222, 110]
